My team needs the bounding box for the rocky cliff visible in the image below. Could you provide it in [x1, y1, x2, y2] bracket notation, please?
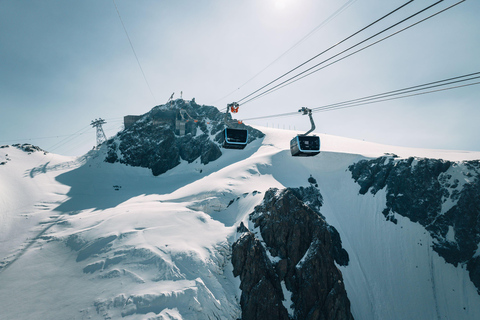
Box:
[232, 186, 353, 320]
[349, 155, 480, 293]
[104, 99, 264, 176]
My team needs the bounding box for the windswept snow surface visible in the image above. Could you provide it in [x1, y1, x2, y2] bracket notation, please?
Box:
[1, 128, 480, 319]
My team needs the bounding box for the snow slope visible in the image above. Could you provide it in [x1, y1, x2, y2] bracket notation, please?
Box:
[0, 146, 74, 264]
[1, 129, 479, 320]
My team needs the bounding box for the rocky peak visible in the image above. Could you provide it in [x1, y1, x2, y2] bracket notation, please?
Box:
[232, 187, 353, 320]
[104, 99, 264, 176]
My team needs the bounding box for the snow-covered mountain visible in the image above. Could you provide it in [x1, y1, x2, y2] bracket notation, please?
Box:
[1, 101, 480, 320]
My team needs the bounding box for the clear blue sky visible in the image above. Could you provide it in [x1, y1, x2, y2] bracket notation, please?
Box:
[1, 0, 479, 156]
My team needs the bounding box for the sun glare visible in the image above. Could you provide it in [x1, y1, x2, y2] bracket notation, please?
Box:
[274, 0, 289, 10]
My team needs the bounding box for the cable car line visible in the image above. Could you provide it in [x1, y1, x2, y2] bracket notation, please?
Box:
[241, 111, 299, 122]
[243, 80, 480, 121]
[220, 0, 416, 113]
[248, 0, 467, 104]
[0, 132, 84, 144]
[0, 125, 90, 147]
[0, 117, 125, 154]
[215, 0, 360, 110]
[238, 0, 459, 107]
[240, 72, 480, 121]
[47, 126, 92, 152]
[313, 80, 480, 114]
[212, 0, 359, 106]
[112, 0, 157, 105]
[237, 0, 359, 89]
[311, 73, 480, 113]
[235, 0, 417, 105]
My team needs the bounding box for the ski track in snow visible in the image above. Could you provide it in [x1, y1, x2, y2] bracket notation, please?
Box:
[0, 213, 63, 273]
[1, 127, 480, 319]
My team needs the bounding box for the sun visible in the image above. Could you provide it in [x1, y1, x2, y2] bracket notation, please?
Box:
[274, 0, 290, 10]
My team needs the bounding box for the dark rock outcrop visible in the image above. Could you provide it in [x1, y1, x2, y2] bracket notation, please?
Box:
[232, 187, 353, 320]
[105, 99, 264, 176]
[12, 143, 46, 153]
[349, 156, 480, 293]
[232, 232, 290, 320]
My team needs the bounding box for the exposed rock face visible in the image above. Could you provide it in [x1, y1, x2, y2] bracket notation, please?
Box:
[232, 232, 290, 320]
[105, 99, 264, 176]
[232, 187, 353, 320]
[12, 143, 46, 153]
[349, 156, 480, 293]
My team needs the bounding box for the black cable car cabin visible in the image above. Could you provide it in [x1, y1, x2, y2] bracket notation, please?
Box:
[290, 135, 320, 156]
[223, 128, 248, 149]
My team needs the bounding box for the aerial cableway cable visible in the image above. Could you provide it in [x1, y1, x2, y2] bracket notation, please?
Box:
[46, 125, 92, 152]
[248, 0, 467, 104]
[237, 0, 359, 89]
[239, 0, 462, 107]
[235, 0, 417, 106]
[311, 72, 480, 112]
[314, 79, 480, 114]
[112, 0, 157, 105]
[244, 80, 480, 121]
[213, 0, 359, 106]
[216, 0, 360, 110]
[240, 72, 480, 121]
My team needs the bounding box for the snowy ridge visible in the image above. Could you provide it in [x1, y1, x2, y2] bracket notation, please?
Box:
[1, 127, 480, 319]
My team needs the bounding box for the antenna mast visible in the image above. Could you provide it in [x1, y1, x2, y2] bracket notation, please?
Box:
[90, 118, 107, 149]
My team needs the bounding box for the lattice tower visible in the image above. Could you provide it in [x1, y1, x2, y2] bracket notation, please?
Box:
[90, 118, 107, 149]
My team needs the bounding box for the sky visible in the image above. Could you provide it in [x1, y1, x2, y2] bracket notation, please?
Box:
[1, 0, 479, 156]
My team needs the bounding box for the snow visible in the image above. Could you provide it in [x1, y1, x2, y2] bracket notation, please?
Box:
[0, 147, 74, 264]
[281, 280, 294, 317]
[439, 161, 475, 215]
[1, 127, 480, 319]
[475, 243, 480, 259]
[446, 226, 456, 243]
[315, 130, 480, 162]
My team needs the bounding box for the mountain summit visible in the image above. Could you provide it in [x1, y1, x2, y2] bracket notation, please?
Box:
[105, 99, 264, 176]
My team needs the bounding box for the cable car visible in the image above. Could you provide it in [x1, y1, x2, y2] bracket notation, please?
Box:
[222, 102, 248, 149]
[223, 128, 248, 149]
[290, 135, 320, 156]
[290, 107, 320, 157]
